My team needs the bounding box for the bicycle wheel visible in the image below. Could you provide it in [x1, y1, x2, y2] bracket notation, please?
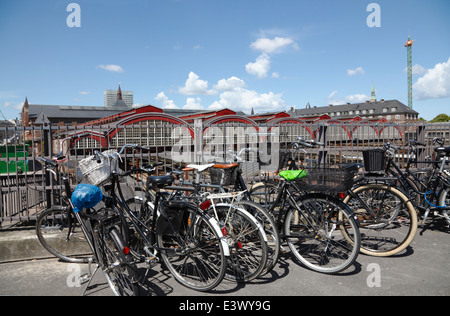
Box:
[95, 224, 141, 296]
[213, 204, 268, 282]
[233, 200, 280, 275]
[249, 181, 280, 209]
[438, 186, 450, 228]
[343, 183, 418, 256]
[36, 206, 92, 263]
[284, 193, 360, 274]
[157, 204, 227, 291]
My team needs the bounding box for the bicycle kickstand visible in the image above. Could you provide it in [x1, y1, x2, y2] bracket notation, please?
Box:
[80, 257, 100, 296]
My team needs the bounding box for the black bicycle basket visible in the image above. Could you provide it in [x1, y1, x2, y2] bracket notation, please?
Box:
[210, 166, 238, 186]
[294, 167, 355, 192]
[362, 148, 386, 172]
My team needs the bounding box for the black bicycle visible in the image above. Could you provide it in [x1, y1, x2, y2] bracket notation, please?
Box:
[88, 145, 230, 292]
[35, 137, 141, 296]
[247, 139, 361, 274]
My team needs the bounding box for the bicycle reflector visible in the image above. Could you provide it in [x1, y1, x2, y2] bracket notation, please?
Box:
[200, 200, 212, 210]
[122, 247, 130, 255]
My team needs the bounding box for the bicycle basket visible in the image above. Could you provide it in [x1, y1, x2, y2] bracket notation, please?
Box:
[78, 150, 119, 186]
[293, 167, 355, 192]
[210, 165, 238, 186]
[362, 149, 386, 172]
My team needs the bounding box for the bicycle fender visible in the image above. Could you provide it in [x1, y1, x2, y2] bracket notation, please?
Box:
[298, 193, 361, 228]
[214, 203, 268, 242]
[207, 216, 231, 256]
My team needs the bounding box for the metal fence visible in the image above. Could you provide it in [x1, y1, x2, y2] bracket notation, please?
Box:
[1, 121, 449, 227]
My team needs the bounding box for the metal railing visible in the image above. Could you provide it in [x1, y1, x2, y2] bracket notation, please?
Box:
[1, 121, 449, 227]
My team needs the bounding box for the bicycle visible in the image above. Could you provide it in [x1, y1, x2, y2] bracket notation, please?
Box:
[247, 139, 361, 273]
[357, 140, 449, 233]
[149, 162, 269, 282]
[88, 145, 230, 291]
[36, 137, 141, 296]
[251, 137, 419, 257]
[180, 148, 280, 276]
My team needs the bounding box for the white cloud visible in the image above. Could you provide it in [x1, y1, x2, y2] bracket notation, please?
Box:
[178, 72, 216, 95]
[183, 97, 203, 110]
[345, 94, 370, 103]
[404, 64, 427, 75]
[413, 57, 450, 100]
[96, 64, 125, 73]
[246, 53, 271, 79]
[209, 87, 286, 113]
[3, 102, 11, 107]
[155, 91, 178, 109]
[328, 90, 369, 104]
[347, 67, 365, 76]
[250, 37, 299, 54]
[213, 76, 247, 91]
[79, 91, 90, 95]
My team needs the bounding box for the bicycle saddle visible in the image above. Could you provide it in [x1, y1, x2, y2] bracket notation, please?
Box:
[212, 163, 239, 170]
[146, 175, 174, 188]
[186, 164, 214, 172]
[434, 146, 450, 155]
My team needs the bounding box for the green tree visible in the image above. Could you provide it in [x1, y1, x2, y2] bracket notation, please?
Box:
[430, 113, 450, 123]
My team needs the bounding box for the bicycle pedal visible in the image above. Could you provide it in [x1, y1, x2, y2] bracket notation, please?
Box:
[78, 273, 91, 285]
[145, 256, 159, 267]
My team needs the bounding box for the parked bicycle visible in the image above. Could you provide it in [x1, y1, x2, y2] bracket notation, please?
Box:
[35, 136, 141, 296]
[357, 140, 449, 233]
[179, 148, 280, 276]
[141, 161, 270, 283]
[243, 138, 361, 274]
[88, 145, 230, 291]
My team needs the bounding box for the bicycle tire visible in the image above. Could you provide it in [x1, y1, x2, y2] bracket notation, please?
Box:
[232, 199, 280, 275]
[156, 204, 227, 291]
[343, 183, 418, 256]
[438, 185, 450, 228]
[249, 181, 280, 209]
[213, 204, 268, 282]
[284, 193, 361, 274]
[96, 224, 141, 296]
[36, 206, 92, 263]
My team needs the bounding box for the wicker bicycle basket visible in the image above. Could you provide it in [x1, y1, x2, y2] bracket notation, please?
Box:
[210, 166, 238, 186]
[294, 167, 355, 193]
[78, 150, 119, 186]
[362, 149, 386, 172]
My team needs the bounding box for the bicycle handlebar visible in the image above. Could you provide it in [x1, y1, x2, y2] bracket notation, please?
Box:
[290, 137, 324, 149]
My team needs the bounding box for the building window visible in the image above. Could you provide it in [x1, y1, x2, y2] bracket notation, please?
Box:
[395, 115, 400, 119]
[383, 108, 388, 112]
[391, 107, 397, 112]
[369, 109, 374, 114]
[387, 115, 391, 120]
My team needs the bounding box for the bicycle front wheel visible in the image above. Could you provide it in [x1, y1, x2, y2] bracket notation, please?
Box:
[157, 206, 227, 291]
[97, 225, 141, 296]
[284, 193, 360, 274]
[36, 206, 92, 263]
[344, 183, 417, 256]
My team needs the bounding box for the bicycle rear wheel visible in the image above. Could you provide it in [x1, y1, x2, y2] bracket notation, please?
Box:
[157, 205, 227, 291]
[344, 183, 417, 256]
[36, 206, 92, 263]
[233, 200, 280, 275]
[285, 193, 360, 274]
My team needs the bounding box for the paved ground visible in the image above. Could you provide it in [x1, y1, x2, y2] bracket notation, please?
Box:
[0, 223, 449, 297]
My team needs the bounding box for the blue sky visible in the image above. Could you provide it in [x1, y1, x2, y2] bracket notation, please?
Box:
[0, 0, 449, 121]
